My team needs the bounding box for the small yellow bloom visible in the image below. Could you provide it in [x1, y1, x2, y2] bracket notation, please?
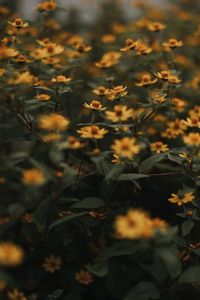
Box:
[182, 116, 200, 128]
[77, 125, 108, 139]
[12, 54, 32, 64]
[84, 100, 106, 111]
[107, 85, 128, 101]
[183, 132, 200, 146]
[146, 22, 166, 32]
[51, 75, 72, 84]
[0, 68, 5, 77]
[8, 18, 29, 29]
[135, 41, 152, 55]
[111, 137, 140, 160]
[38, 113, 69, 131]
[42, 255, 62, 273]
[162, 38, 183, 49]
[92, 86, 110, 96]
[22, 168, 46, 186]
[0, 242, 24, 266]
[0, 46, 18, 60]
[168, 192, 195, 206]
[120, 38, 140, 51]
[36, 94, 51, 101]
[37, 0, 57, 12]
[135, 73, 157, 87]
[105, 105, 133, 122]
[95, 51, 121, 68]
[8, 71, 36, 85]
[75, 270, 93, 285]
[150, 141, 169, 153]
[8, 289, 27, 300]
[67, 136, 85, 149]
[42, 133, 61, 143]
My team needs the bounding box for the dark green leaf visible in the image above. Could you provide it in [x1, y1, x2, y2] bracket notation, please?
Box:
[125, 281, 160, 300]
[179, 266, 200, 284]
[181, 220, 194, 237]
[71, 197, 105, 209]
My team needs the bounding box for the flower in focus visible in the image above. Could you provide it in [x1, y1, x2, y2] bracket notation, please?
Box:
[77, 125, 108, 139]
[107, 85, 128, 101]
[75, 270, 93, 285]
[7, 289, 27, 300]
[0, 242, 24, 266]
[168, 192, 195, 206]
[38, 113, 69, 131]
[92, 86, 110, 96]
[182, 116, 200, 128]
[42, 255, 62, 273]
[150, 141, 169, 153]
[22, 168, 46, 186]
[8, 18, 29, 29]
[105, 105, 133, 122]
[111, 137, 140, 160]
[84, 100, 106, 111]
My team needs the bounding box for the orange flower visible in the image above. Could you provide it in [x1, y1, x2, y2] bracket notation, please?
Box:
[150, 141, 169, 153]
[135, 73, 157, 87]
[36, 94, 51, 101]
[105, 105, 133, 122]
[120, 38, 140, 51]
[37, 0, 57, 12]
[67, 136, 85, 149]
[182, 116, 200, 128]
[75, 270, 93, 285]
[92, 86, 110, 96]
[0, 46, 18, 60]
[162, 38, 183, 49]
[22, 168, 46, 186]
[111, 137, 140, 160]
[107, 85, 128, 101]
[0, 242, 24, 266]
[8, 71, 36, 85]
[51, 75, 72, 84]
[183, 132, 200, 146]
[42, 255, 62, 273]
[146, 22, 166, 32]
[135, 41, 152, 55]
[84, 100, 106, 111]
[77, 125, 108, 139]
[8, 18, 29, 29]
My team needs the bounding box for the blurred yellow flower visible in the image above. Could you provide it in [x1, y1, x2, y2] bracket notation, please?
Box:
[38, 113, 69, 131]
[51, 75, 72, 84]
[135, 73, 157, 87]
[0, 242, 24, 266]
[8, 18, 29, 29]
[84, 100, 106, 111]
[75, 270, 93, 285]
[22, 168, 46, 186]
[111, 137, 140, 160]
[0, 46, 18, 60]
[105, 105, 133, 122]
[8, 289, 27, 300]
[36, 94, 51, 101]
[37, 0, 57, 12]
[183, 132, 200, 146]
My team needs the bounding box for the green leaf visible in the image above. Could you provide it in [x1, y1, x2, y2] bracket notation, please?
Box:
[156, 246, 181, 279]
[48, 212, 88, 232]
[125, 281, 160, 300]
[96, 159, 111, 176]
[179, 266, 200, 284]
[86, 261, 108, 277]
[105, 164, 125, 182]
[181, 220, 194, 237]
[71, 197, 105, 209]
[32, 198, 51, 232]
[117, 173, 149, 182]
[139, 154, 166, 173]
[99, 241, 138, 259]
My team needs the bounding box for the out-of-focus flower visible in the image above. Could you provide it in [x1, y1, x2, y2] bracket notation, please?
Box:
[0, 46, 18, 60]
[168, 192, 194, 206]
[92, 86, 110, 97]
[77, 125, 108, 139]
[105, 105, 133, 122]
[37, 0, 57, 12]
[8, 71, 37, 85]
[22, 168, 46, 186]
[51, 75, 72, 84]
[146, 22, 166, 32]
[135, 40, 152, 55]
[67, 136, 85, 149]
[183, 132, 200, 146]
[8, 18, 29, 29]
[162, 38, 183, 49]
[182, 116, 200, 128]
[8, 289, 27, 300]
[75, 270, 93, 285]
[36, 94, 51, 101]
[135, 73, 157, 87]
[42, 133, 61, 143]
[111, 137, 140, 160]
[42, 255, 62, 273]
[0, 242, 24, 266]
[38, 113, 69, 131]
[95, 51, 121, 68]
[120, 38, 140, 51]
[107, 85, 128, 101]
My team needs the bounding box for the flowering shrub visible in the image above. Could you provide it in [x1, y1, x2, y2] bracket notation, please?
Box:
[0, 0, 200, 299]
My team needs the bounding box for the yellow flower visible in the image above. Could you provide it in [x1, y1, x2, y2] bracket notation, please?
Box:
[77, 125, 108, 139]
[92, 86, 110, 96]
[107, 85, 128, 101]
[8, 71, 36, 85]
[75, 270, 93, 285]
[38, 113, 69, 131]
[146, 22, 166, 32]
[189, 106, 200, 118]
[67, 136, 85, 149]
[183, 132, 200, 146]
[0, 46, 18, 60]
[135, 41, 152, 55]
[72, 42, 92, 53]
[95, 51, 121, 68]
[84, 100, 106, 111]
[135, 73, 157, 87]
[182, 116, 200, 128]
[0, 68, 5, 77]
[8, 289, 27, 300]
[168, 192, 195, 206]
[162, 38, 183, 49]
[105, 105, 133, 122]
[0, 242, 24, 266]
[36, 94, 51, 101]
[22, 168, 46, 186]
[42, 133, 61, 143]
[155, 70, 181, 84]
[150, 90, 167, 103]
[150, 141, 169, 153]
[111, 137, 140, 160]
[163, 119, 187, 138]
[101, 34, 116, 44]
[115, 209, 153, 239]
[42, 43, 64, 57]
[120, 38, 140, 51]
[42, 255, 62, 273]
[51, 75, 72, 84]
[12, 54, 32, 64]
[8, 18, 29, 29]
[37, 0, 57, 12]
